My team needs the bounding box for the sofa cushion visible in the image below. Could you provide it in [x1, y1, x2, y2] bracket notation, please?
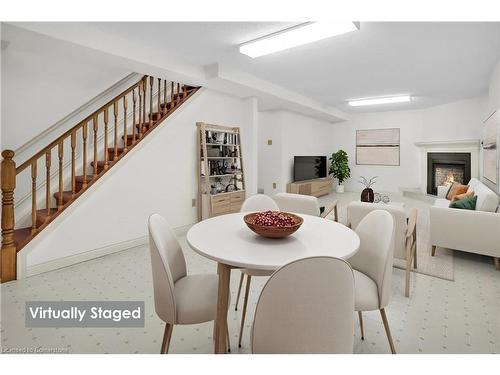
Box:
[469, 178, 500, 212]
[452, 191, 474, 202]
[449, 195, 477, 210]
[434, 198, 451, 208]
[446, 182, 468, 200]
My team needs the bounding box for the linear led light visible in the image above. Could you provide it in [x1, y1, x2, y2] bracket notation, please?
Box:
[239, 22, 359, 58]
[348, 95, 412, 107]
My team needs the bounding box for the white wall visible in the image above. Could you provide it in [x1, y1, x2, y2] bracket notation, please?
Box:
[22, 89, 258, 269]
[484, 58, 500, 194]
[1, 23, 130, 151]
[258, 110, 335, 195]
[331, 97, 487, 192]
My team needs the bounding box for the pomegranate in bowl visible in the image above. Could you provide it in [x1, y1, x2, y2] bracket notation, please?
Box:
[243, 211, 303, 238]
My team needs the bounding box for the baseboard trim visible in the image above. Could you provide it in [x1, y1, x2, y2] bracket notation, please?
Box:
[21, 223, 195, 279]
[24, 236, 148, 278]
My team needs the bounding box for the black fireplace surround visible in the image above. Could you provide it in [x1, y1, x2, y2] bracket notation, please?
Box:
[427, 152, 471, 195]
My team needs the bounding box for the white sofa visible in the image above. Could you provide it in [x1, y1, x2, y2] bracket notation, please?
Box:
[430, 178, 500, 269]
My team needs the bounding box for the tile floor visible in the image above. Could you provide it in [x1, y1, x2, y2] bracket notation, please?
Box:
[1, 194, 499, 354]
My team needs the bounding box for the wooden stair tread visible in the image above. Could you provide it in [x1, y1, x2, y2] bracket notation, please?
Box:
[90, 160, 115, 168]
[53, 190, 75, 203]
[36, 208, 59, 225]
[75, 174, 96, 182]
[14, 227, 32, 248]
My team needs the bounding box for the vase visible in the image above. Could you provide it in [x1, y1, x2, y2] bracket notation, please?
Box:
[336, 184, 345, 193]
[361, 188, 374, 202]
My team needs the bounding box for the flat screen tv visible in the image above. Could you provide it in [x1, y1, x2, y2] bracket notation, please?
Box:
[293, 156, 327, 182]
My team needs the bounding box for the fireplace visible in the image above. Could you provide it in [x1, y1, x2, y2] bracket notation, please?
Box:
[427, 152, 471, 195]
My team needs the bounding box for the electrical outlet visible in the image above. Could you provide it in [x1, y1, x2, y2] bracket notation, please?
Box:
[272, 182, 277, 189]
[192, 198, 196, 207]
[267, 139, 272, 145]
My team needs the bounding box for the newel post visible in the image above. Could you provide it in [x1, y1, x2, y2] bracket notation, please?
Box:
[1, 150, 17, 282]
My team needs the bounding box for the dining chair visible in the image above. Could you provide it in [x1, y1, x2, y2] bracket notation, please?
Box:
[251, 256, 355, 354]
[240, 193, 279, 212]
[347, 201, 417, 297]
[273, 192, 338, 221]
[234, 194, 279, 347]
[148, 213, 231, 353]
[347, 209, 397, 354]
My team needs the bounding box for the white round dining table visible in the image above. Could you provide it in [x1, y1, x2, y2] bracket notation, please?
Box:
[186, 212, 360, 354]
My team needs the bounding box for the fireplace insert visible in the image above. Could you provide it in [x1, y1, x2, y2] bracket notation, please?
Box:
[427, 152, 471, 195]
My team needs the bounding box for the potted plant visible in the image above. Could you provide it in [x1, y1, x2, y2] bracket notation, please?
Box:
[329, 150, 351, 193]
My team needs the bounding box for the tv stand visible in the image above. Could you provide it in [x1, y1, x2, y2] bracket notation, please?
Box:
[286, 176, 333, 197]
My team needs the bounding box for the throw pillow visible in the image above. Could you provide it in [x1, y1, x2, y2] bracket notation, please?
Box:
[449, 195, 477, 210]
[446, 183, 468, 201]
[452, 190, 474, 202]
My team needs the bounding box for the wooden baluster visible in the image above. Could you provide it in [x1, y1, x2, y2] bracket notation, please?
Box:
[57, 141, 64, 210]
[123, 96, 128, 153]
[157, 78, 161, 121]
[132, 89, 137, 144]
[45, 149, 51, 217]
[171, 81, 175, 111]
[71, 131, 76, 195]
[163, 79, 167, 114]
[82, 122, 88, 188]
[142, 77, 147, 132]
[103, 108, 109, 169]
[177, 83, 181, 105]
[149, 76, 153, 127]
[1, 150, 17, 282]
[93, 115, 98, 177]
[31, 160, 37, 233]
[183, 83, 187, 99]
[113, 101, 118, 160]
[138, 83, 143, 139]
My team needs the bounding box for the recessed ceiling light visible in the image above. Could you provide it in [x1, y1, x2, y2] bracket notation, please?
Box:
[239, 22, 359, 58]
[348, 95, 412, 107]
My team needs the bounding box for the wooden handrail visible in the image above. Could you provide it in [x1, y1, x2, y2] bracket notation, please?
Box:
[16, 75, 148, 173]
[1, 73, 200, 283]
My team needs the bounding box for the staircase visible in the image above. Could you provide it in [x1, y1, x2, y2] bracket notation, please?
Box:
[1, 75, 200, 282]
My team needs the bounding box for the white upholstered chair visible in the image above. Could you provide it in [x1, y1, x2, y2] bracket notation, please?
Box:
[274, 192, 338, 221]
[251, 256, 355, 354]
[234, 194, 278, 347]
[348, 210, 397, 354]
[148, 214, 230, 353]
[347, 201, 417, 297]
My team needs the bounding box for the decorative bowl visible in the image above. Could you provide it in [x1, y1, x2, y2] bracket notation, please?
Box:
[243, 211, 303, 239]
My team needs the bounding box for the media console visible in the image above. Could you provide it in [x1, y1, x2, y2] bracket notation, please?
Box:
[286, 176, 333, 197]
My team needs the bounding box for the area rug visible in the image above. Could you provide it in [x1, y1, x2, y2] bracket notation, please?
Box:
[391, 207, 454, 281]
[319, 192, 455, 282]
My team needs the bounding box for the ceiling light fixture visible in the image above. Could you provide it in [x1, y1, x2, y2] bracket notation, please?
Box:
[239, 22, 359, 58]
[348, 95, 412, 107]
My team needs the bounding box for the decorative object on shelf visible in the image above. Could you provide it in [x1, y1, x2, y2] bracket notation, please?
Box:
[374, 192, 381, 203]
[359, 176, 378, 203]
[356, 128, 400, 166]
[329, 149, 351, 193]
[381, 195, 390, 204]
[243, 211, 303, 238]
[197, 122, 246, 220]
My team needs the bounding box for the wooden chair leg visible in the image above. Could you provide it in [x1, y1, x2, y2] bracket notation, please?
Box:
[226, 323, 231, 352]
[358, 311, 364, 340]
[431, 245, 436, 256]
[494, 257, 500, 270]
[413, 236, 418, 269]
[238, 275, 252, 348]
[380, 308, 396, 354]
[405, 263, 411, 298]
[161, 323, 174, 354]
[235, 273, 244, 311]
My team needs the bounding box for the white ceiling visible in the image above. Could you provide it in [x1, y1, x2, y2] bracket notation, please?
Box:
[86, 22, 500, 113]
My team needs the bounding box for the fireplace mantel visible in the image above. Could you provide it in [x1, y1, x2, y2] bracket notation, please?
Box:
[414, 139, 480, 194]
[414, 139, 480, 149]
